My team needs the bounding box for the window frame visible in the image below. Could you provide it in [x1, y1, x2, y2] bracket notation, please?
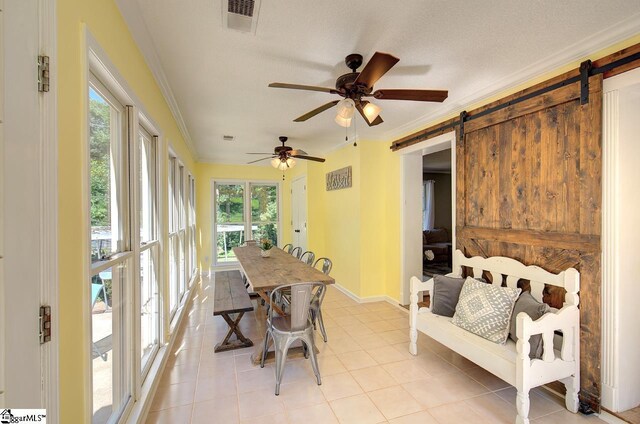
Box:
[212, 179, 282, 267]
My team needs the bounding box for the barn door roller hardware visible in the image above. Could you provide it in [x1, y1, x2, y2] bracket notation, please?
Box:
[458, 111, 468, 142]
[580, 60, 592, 105]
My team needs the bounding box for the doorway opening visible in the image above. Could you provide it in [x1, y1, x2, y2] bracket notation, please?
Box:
[399, 131, 456, 305]
[422, 149, 453, 279]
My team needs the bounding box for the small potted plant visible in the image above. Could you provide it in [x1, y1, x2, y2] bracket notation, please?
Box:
[260, 238, 273, 258]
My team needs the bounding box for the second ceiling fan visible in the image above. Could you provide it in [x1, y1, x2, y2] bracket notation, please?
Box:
[269, 52, 448, 127]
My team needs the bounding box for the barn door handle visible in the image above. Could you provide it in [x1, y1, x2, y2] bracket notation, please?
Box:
[294, 230, 300, 233]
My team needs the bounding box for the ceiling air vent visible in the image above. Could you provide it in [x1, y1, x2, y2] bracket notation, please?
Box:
[222, 0, 261, 34]
[222, 135, 235, 142]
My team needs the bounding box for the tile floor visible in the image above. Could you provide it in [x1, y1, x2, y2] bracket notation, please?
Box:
[146, 274, 608, 424]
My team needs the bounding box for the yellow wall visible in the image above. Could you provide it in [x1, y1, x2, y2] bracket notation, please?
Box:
[195, 163, 293, 270]
[57, 0, 196, 421]
[54, 1, 640, 418]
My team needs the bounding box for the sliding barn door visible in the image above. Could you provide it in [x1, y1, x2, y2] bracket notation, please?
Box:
[456, 76, 603, 410]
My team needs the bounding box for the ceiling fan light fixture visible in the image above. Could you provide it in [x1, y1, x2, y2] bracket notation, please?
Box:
[336, 98, 356, 119]
[335, 114, 352, 127]
[362, 102, 382, 122]
[272, 157, 296, 171]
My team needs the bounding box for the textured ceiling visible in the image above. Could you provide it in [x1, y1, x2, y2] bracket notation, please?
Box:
[129, 0, 640, 163]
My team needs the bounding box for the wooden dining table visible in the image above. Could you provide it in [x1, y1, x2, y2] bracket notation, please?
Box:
[233, 245, 335, 364]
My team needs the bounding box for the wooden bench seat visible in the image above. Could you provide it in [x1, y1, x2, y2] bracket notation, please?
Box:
[213, 271, 254, 353]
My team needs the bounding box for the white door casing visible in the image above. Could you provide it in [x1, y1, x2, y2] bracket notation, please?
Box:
[291, 177, 307, 252]
[601, 66, 640, 412]
[398, 131, 456, 305]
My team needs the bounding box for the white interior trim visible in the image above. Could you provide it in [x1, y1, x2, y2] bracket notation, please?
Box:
[333, 283, 406, 313]
[397, 131, 456, 305]
[601, 66, 640, 412]
[39, 0, 59, 421]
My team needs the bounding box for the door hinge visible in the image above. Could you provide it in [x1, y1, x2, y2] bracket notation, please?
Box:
[39, 305, 52, 344]
[38, 55, 50, 92]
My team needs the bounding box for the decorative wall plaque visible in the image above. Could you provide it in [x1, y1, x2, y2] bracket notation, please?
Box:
[326, 166, 352, 191]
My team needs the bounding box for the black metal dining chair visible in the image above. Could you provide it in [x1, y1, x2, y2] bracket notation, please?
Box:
[290, 246, 302, 259]
[281, 243, 293, 253]
[299, 251, 315, 265]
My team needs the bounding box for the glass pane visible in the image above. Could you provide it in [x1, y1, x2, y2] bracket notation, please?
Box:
[168, 158, 175, 232]
[169, 235, 177, 313]
[216, 184, 244, 223]
[89, 87, 120, 262]
[91, 260, 131, 424]
[216, 225, 244, 262]
[251, 185, 277, 222]
[252, 223, 278, 246]
[179, 231, 185, 296]
[140, 248, 158, 372]
[139, 130, 155, 243]
[179, 166, 185, 229]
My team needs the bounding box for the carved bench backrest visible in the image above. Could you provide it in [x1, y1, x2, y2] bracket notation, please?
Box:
[451, 250, 580, 307]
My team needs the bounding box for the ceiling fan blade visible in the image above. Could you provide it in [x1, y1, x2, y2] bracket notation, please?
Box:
[269, 82, 339, 94]
[291, 154, 325, 163]
[372, 89, 448, 102]
[247, 156, 275, 164]
[293, 100, 340, 122]
[290, 149, 308, 156]
[354, 52, 399, 89]
[355, 100, 384, 126]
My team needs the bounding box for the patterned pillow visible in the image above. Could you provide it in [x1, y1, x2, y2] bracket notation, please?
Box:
[451, 278, 521, 344]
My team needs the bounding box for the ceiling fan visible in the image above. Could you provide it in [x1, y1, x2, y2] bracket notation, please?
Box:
[269, 52, 448, 127]
[246, 136, 325, 170]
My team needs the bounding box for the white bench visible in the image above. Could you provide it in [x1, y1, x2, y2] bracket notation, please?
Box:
[409, 250, 580, 424]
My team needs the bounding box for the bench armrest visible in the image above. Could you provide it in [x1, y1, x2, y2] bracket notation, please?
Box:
[516, 304, 580, 363]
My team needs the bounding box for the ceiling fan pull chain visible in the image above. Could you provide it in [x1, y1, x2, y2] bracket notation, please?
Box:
[353, 115, 358, 147]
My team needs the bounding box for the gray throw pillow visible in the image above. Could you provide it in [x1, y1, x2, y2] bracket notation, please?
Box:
[509, 291, 551, 359]
[431, 275, 466, 317]
[452, 278, 521, 344]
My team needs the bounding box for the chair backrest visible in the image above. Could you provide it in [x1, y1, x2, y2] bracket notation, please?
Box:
[282, 243, 293, 253]
[313, 257, 332, 275]
[270, 282, 321, 331]
[300, 251, 315, 265]
[290, 246, 302, 259]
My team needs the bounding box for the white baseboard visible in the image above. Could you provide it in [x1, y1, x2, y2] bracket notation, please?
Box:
[333, 283, 407, 313]
[598, 411, 629, 424]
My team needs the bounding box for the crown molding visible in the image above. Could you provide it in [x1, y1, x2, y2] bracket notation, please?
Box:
[380, 12, 640, 143]
[114, 0, 199, 161]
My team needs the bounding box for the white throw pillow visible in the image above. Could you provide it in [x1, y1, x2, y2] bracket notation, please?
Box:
[451, 278, 521, 344]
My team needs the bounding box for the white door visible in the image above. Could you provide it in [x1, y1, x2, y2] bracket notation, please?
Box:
[1, 0, 46, 409]
[291, 177, 307, 251]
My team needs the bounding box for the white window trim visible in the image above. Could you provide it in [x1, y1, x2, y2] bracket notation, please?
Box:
[83, 27, 199, 424]
[211, 179, 283, 269]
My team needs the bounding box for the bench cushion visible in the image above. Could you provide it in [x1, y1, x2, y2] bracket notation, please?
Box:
[452, 279, 520, 344]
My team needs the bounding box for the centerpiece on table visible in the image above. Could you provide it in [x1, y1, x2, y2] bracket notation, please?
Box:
[259, 238, 273, 258]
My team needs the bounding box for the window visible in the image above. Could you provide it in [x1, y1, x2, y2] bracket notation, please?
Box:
[168, 157, 194, 317]
[89, 78, 132, 424]
[138, 126, 160, 375]
[188, 176, 197, 280]
[213, 181, 280, 265]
